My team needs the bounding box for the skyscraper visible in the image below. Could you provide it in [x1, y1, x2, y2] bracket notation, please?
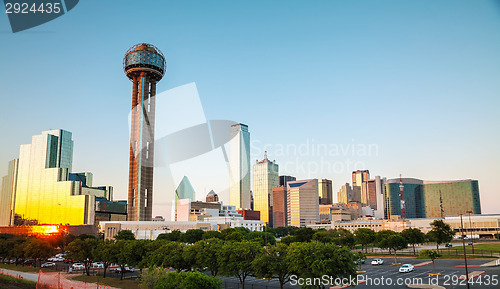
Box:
[253, 153, 279, 226]
[13, 130, 99, 225]
[272, 175, 296, 227]
[229, 123, 251, 210]
[0, 159, 18, 226]
[318, 179, 333, 205]
[287, 179, 319, 227]
[352, 170, 370, 205]
[124, 43, 166, 221]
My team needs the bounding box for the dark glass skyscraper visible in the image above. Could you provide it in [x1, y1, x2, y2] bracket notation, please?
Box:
[124, 43, 166, 221]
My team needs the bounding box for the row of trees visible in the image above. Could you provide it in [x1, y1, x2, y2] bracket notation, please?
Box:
[68, 237, 356, 289]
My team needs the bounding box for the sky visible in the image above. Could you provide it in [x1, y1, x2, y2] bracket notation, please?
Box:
[0, 0, 499, 218]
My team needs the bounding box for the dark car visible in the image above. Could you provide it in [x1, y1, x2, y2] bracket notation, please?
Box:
[445, 243, 453, 247]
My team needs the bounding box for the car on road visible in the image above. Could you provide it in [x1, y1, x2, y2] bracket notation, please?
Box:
[399, 264, 415, 273]
[445, 243, 453, 247]
[371, 258, 384, 265]
[41, 262, 56, 268]
[354, 258, 365, 265]
[72, 263, 85, 269]
[468, 242, 473, 245]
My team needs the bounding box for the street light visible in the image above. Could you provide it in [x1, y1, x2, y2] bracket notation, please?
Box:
[460, 213, 470, 289]
[466, 210, 474, 255]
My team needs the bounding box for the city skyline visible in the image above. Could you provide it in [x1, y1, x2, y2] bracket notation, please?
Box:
[1, 1, 499, 217]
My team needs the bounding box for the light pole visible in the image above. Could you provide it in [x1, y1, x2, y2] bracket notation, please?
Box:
[460, 214, 470, 289]
[466, 210, 474, 254]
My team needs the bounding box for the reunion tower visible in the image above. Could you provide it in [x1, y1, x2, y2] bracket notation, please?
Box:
[123, 43, 166, 221]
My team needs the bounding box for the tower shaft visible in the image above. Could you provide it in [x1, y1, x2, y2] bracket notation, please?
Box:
[128, 72, 156, 221]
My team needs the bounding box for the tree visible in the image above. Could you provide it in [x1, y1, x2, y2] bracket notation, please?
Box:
[401, 228, 426, 255]
[354, 228, 376, 253]
[280, 236, 295, 245]
[125, 240, 149, 273]
[202, 231, 222, 240]
[253, 243, 292, 289]
[218, 241, 262, 289]
[380, 234, 408, 264]
[312, 230, 335, 243]
[153, 271, 222, 289]
[66, 238, 97, 276]
[181, 229, 204, 244]
[355, 251, 366, 271]
[150, 241, 193, 272]
[225, 231, 245, 242]
[294, 227, 315, 242]
[247, 231, 276, 246]
[114, 230, 136, 241]
[286, 241, 357, 289]
[185, 238, 223, 276]
[156, 230, 183, 241]
[24, 238, 56, 267]
[93, 240, 115, 278]
[334, 229, 355, 248]
[420, 249, 441, 274]
[375, 230, 398, 253]
[427, 220, 455, 252]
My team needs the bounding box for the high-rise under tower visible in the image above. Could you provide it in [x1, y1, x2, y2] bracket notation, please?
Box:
[229, 123, 251, 210]
[124, 43, 166, 221]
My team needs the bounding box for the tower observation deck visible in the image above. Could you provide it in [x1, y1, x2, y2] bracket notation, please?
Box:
[123, 43, 166, 221]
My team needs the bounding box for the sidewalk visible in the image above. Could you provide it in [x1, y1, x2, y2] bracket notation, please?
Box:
[0, 268, 38, 282]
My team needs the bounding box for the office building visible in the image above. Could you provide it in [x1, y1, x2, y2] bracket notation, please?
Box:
[253, 153, 279, 226]
[272, 186, 286, 227]
[337, 183, 352, 204]
[384, 178, 481, 219]
[0, 159, 18, 226]
[8, 129, 113, 225]
[174, 176, 196, 221]
[206, 190, 219, 202]
[287, 179, 319, 227]
[352, 170, 370, 205]
[279, 175, 296, 187]
[229, 123, 251, 210]
[318, 179, 333, 205]
[124, 43, 166, 221]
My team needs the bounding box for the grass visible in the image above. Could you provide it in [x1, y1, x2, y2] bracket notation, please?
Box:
[73, 275, 141, 289]
[468, 243, 500, 251]
[0, 274, 36, 289]
[0, 263, 56, 273]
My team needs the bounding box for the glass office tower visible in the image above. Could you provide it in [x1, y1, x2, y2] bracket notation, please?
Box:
[13, 130, 94, 225]
[252, 153, 278, 226]
[0, 159, 18, 226]
[229, 123, 251, 210]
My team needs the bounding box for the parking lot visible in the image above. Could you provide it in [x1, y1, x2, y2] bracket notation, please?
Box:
[354, 257, 500, 289]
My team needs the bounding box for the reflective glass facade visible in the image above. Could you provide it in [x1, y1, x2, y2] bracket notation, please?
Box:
[384, 178, 481, 219]
[252, 157, 279, 225]
[229, 124, 251, 210]
[13, 130, 93, 225]
[0, 159, 18, 226]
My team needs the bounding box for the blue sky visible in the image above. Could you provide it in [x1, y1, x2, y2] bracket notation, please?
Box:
[1, 0, 499, 217]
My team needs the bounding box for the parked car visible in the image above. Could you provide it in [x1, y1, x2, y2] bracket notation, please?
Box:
[114, 266, 135, 273]
[371, 258, 384, 265]
[72, 263, 85, 269]
[445, 243, 453, 247]
[399, 264, 415, 273]
[354, 258, 365, 265]
[468, 242, 473, 246]
[41, 262, 56, 268]
[92, 262, 104, 268]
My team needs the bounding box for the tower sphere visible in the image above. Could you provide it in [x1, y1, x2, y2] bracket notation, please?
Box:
[123, 43, 166, 82]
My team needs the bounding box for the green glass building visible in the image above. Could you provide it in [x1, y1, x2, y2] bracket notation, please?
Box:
[384, 178, 481, 219]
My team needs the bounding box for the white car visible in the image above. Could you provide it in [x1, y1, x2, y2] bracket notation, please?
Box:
[371, 258, 384, 265]
[41, 262, 56, 268]
[399, 264, 415, 273]
[72, 263, 85, 269]
[92, 262, 104, 268]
